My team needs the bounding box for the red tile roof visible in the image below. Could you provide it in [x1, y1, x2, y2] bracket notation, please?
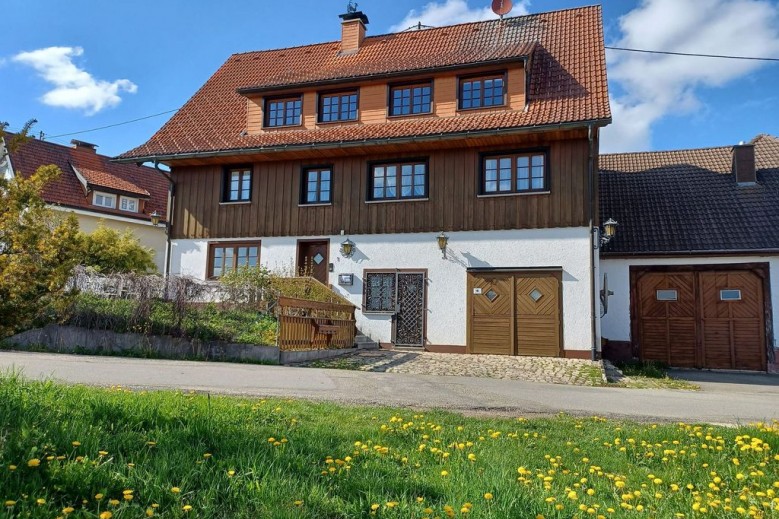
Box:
[119, 6, 610, 161]
[6, 135, 168, 222]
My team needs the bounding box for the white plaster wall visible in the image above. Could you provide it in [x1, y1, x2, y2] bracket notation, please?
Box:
[171, 227, 595, 350]
[601, 256, 779, 348]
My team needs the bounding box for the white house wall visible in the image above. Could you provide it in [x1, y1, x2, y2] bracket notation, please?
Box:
[172, 227, 595, 351]
[601, 255, 779, 348]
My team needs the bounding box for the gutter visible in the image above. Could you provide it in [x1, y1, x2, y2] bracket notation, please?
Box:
[602, 249, 779, 258]
[154, 160, 175, 279]
[114, 118, 612, 164]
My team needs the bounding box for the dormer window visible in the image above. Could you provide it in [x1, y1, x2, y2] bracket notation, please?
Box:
[119, 196, 139, 213]
[93, 191, 116, 209]
[264, 96, 302, 127]
[389, 82, 432, 116]
[319, 91, 358, 122]
[459, 73, 505, 110]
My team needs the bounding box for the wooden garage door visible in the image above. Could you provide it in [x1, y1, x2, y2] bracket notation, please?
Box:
[468, 271, 562, 356]
[634, 268, 766, 370]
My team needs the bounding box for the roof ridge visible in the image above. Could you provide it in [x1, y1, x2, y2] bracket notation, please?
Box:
[229, 4, 602, 58]
[601, 145, 733, 158]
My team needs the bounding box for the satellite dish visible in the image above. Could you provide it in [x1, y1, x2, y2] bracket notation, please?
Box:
[491, 0, 513, 17]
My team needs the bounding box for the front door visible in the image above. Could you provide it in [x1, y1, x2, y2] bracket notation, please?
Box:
[393, 272, 426, 346]
[297, 240, 329, 285]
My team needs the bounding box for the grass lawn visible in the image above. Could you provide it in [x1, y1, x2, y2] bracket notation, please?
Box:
[1, 374, 777, 518]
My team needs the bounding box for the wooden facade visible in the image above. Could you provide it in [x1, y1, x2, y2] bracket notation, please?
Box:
[245, 63, 525, 134]
[170, 134, 591, 240]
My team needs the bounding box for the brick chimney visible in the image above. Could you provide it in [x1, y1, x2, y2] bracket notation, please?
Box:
[71, 139, 98, 154]
[339, 8, 369, 54]
[732, 143, 756, 185]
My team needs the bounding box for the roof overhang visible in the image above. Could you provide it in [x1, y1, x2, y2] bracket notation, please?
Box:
[114, 118, 612, 165]
[601, 249, 779, 258]
[236, 54, 533, 96]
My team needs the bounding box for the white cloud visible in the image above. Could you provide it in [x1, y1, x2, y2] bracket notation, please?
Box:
[602, 0, 779, 153]
[389, 0, 530, 32]
[13, 46, 137, 115]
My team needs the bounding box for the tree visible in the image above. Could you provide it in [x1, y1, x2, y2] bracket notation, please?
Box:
[0, 122, 82, 337]
[78, 224, 156, 274]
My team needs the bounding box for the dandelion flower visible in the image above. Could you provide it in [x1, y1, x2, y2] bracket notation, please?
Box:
[371, 504, 380, 511]
[99, 451, 108, 456]
[100, 512, 113, 519]
[27, 458, 41, 467]
[4, 501, 16, 507]
[171, 487, 181, 494]
[109, 499, 120, 506]
[484, 493, 493, 500]
[182, 505, 193, 512]
[8, 465, 17, 471]
[36, 498, 46, 505]
[441, 470, 449, 477]
[71, 441, 81, 447]
[203, 453, 212, 458]
[63, 507, 75, 514]
[145, 509, 154, 517]
[294, 500, 303, 506]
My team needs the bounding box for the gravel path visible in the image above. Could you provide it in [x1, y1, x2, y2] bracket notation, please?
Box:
[296, 350, 606, 386]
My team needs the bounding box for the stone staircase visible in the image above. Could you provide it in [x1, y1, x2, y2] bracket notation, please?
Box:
[354, 332, 379, 350]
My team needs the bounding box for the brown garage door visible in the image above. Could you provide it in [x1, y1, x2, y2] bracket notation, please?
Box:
[634, 267, 767, 371]
[467, 271, 562, 356]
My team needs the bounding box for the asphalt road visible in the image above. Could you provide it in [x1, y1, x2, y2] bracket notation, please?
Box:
[1, 351, 777, 424]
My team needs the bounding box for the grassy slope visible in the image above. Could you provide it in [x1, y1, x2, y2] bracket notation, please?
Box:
[0, 374, 776, 518]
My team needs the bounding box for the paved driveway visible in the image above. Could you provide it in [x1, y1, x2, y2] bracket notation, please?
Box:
[1, 351, 777, 424]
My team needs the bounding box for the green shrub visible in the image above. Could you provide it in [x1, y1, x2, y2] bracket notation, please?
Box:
[78, 224, 156, 274]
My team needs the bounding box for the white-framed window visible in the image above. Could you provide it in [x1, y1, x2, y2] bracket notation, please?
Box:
[119, 196, 139, 213]
[93, 191, 116, 209]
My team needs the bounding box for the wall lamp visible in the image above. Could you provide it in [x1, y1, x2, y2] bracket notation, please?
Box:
[437, 231, 449, 259]
[340, 236, 355, 258]
[593, 218, 618, 249]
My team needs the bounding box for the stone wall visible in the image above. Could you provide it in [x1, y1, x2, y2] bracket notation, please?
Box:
[6, 325, 363, 364]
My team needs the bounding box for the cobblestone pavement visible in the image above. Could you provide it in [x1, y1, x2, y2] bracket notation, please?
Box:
[297, 349, 606, 386]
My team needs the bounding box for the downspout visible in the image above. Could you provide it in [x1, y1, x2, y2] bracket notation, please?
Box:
[587, 124, 598, 361]
[154, 161, 174, 279]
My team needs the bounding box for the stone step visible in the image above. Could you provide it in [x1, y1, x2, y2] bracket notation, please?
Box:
[354, 333, 379, 350]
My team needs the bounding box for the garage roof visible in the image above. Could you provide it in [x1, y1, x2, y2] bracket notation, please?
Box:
[599, 134, 779, 256]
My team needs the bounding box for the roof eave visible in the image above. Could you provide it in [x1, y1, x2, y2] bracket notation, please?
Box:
[235, 55, 533, 96]
[601, 248, 779, 258]
[114, 118, 612, 164]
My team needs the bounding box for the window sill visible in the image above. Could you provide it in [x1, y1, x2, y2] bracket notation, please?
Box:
[262, 123, 303, 130]
[386, 112, 434, 119]
[219, 201, 252, 205]
[298, 202, 333, 207]
[316, 119, 359, 126]
[365, 198, 429, 204]
[477, 191, 550, 198]
[456, 104, 508, 113]
[361, 310, 396, 315]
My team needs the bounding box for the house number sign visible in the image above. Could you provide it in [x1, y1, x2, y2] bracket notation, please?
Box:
[473, 288, 483, 294]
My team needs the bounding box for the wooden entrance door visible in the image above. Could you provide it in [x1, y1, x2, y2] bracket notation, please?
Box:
[467, 271, 562, 356]
[634, 267, 767, 370]
[393, 272, 426, 346]
[699, 271, 765, 370]
[297, 240, 329, 285]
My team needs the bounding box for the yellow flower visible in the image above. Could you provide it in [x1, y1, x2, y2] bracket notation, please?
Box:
[71, 441, 81, 447]
[99, 451, 108, 456]
[36, 498, 46, 505]
[416, 497, 425, 503]
[109, 499, 120, 506]
[460, 507, 470, 513]
[567, 491, 578, 500]
[203, 453, 212, 458]
[468, 453, 477, 461]
[171, 487, 181, 494]
[146, 509, 154, 517]
[63, 507, 75, 514]
[100, 512, 113, 519]
[27, 458, 41, 467]
[386, 501, 398, 508]
[95, 494, 104, 500]
[227, 470, 236, 477]
[294, 500, 303, 506]
[4, 501, 16, 507]
[440, 470, 449, 477]
[182, 505, 193, 512]
[484, 493, 493, 500]
[424, 508, 434, 514]
[8, 465, 16, 471]
[371, 504, 380, 511]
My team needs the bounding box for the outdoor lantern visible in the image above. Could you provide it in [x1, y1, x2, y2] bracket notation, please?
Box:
[340, 237, 355, 258]
[602, 218, 618, 239]
[150, 210, 162, 227]
[437, 231, 449, 259]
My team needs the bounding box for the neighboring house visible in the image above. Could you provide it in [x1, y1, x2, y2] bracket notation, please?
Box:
[117, 6, 612, 355]
[1, 135, 169, 272]
[600, 135, 779, 371]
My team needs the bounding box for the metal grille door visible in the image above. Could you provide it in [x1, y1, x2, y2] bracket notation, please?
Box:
[394, 273, 426, 346]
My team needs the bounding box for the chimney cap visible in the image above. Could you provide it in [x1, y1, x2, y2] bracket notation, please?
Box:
[71, 139, 98, 150]
[339, 10, 369, 25]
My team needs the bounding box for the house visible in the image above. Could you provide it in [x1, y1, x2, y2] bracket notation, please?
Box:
[599, 135, 779, 371]
[1, 135, 169, 272]
[116, 6, 612, 355]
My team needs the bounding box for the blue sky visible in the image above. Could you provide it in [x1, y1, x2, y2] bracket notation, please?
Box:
[2, 0, 778, 157]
